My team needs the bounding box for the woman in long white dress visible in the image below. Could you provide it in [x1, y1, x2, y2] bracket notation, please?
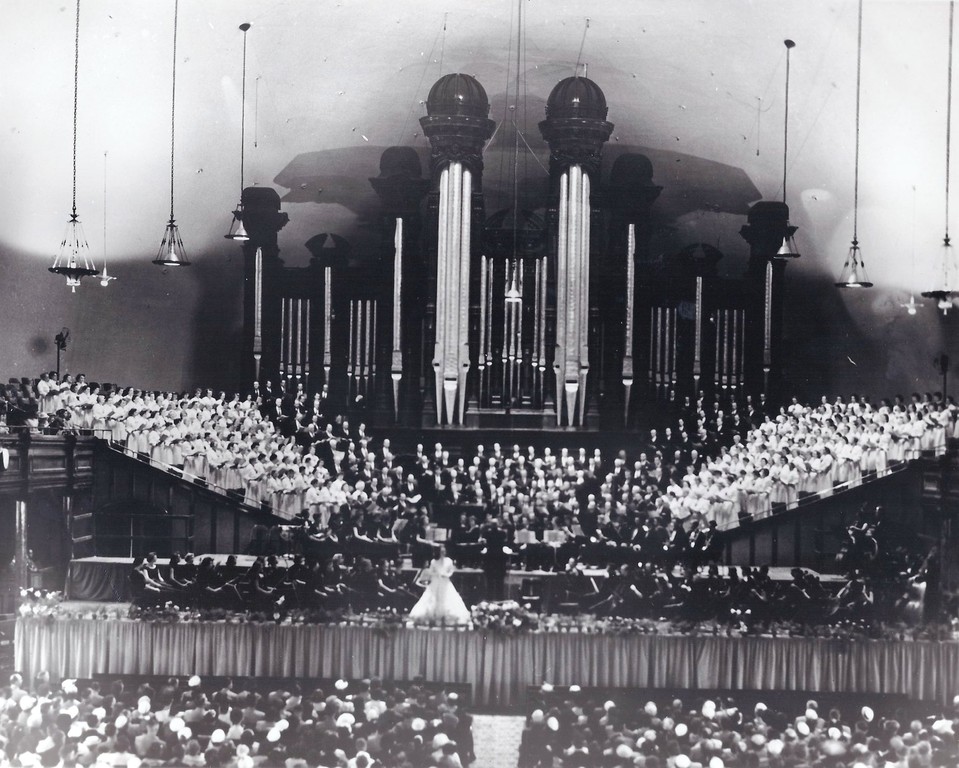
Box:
[409, 545, 471, 625]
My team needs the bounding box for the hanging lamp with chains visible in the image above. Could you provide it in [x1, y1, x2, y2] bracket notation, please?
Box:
[154, 0, 189, 266]
[774, 39, 800, 260]
[923, 0, 959, 313]
[225, 23, 252, 241]
[49, 0, 100, 292]
[836, 0, 873, 287]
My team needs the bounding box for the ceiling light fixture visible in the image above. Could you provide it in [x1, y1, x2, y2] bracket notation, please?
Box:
[225, 22, 251, 242]
[154, 0, 189, 266]
[923, 0, 959, 314]
[49, 0, 99, 292]
[775, 38, 800, 260]
[836, 0, 872, 288]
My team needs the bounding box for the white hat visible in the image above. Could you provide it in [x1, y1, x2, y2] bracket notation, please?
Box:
[210, 729, 226, 744]
[432, 733, 450, 750]
[547, 716, 560, 731]
[188, 675, 201, 687]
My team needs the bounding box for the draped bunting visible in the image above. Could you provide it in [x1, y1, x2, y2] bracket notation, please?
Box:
[16, 618, 959, 707]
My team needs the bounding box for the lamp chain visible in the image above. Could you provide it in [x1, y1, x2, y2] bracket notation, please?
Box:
[169, 0, 179, 222]
[240, 25, 247, 192]
[783, 43, 790, 207]
[946, 1, 955, 243]
[72, 0, 80, 218]
[103, 150, 107, 261]
[852, 0, 863, 243]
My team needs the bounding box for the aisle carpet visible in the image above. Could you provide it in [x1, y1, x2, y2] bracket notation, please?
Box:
[472, 715, 525, 768]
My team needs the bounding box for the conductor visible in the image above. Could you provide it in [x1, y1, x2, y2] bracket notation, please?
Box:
[480, 516, 510, 601]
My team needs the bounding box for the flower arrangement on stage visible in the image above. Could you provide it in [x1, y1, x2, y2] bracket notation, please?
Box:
[128, 602, 198, 623]
[20, 599, 955, 642]
[18, 588, 63, 619]
[470, 600, 539, 634]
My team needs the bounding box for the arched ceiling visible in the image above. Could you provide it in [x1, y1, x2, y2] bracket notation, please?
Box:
[1, 0, 956, 395]
[4, 0, 947, 273]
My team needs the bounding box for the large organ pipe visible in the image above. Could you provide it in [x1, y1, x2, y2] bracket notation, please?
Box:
[371, 300, 377, 376]
[649, 307, 655, 387]
[714, 306, 721, 389]
[479, 255, 488, 370]
[457, 169, 471, 425]
[577, 171, 591, 425]
[391, 218, 402, 355]
[434, 168, 450, 420]
[347, 301, 356, 388]
[738, 309, 745, 388]
[693, 275, 703, 393]
[517, 259, 525, 401]
[279, 298, 286, 377]
[286, 298, 294, 381]
[295, 298, 303, 378]
[485, 258, 493, 365]
[730, 309, 740, 387]
[444, 163, 461, 419]
[360, 301, 368, 393]
[304, 298, 311, 391]
[623, 224, 635, 384]
[253, 248, 262, 380]
[323, 267, 332, 381]
[554, 172, 569, 424]
[664, 308, 672, 388]
[725, 309, 732, 388]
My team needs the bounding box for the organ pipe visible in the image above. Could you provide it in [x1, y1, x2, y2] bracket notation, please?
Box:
[323, 266, 332, 381]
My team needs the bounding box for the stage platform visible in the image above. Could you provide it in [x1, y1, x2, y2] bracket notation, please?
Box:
[64, 556, 842, 605]
[16, 611, 955, 708]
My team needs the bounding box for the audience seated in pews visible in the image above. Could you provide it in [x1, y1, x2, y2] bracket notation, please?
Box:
[519, 688, 959, 768]
[0, 673, 474, 768]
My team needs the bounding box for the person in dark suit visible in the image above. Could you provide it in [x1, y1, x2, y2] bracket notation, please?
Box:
[480, 516, 510, 601]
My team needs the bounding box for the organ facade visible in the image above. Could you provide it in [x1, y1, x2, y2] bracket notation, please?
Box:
[240, 74, 797, 431]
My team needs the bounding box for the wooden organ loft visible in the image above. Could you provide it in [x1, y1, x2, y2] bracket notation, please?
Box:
[239, 74, 797, 431]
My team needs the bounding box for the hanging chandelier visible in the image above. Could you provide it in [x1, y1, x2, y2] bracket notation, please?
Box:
[154, 0, 189, 266]
[836, 0, 873, 288]
[774, 39, 800, 260]
[49, 0, 100, 292]
[225, 22, 251, 241]
[922, 0, 959, 314]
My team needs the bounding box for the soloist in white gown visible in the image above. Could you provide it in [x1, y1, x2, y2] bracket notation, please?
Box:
[409, 556, 471, 624]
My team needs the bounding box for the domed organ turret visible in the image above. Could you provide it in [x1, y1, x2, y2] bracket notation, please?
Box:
[420, 75, 496, 425]
[539, 77, 614, 426]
